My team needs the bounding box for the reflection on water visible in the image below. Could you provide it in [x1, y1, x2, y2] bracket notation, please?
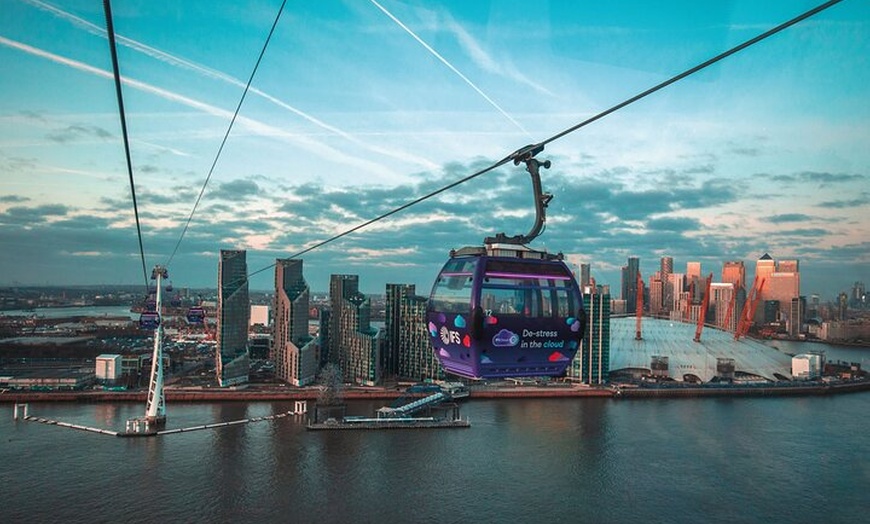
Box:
[3, 395, 868, 523]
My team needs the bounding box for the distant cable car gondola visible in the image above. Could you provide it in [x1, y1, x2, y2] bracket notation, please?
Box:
[186, 306, 205, 324]
[139, 311, 160, 330]
[427, 145, 585, 379]
[138, 282, 162, 330]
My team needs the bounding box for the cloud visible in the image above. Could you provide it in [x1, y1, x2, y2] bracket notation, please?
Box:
[765, 213, 814, 223]
[46, 124, 113, 143]
[646, 216, 702, 232]
[0, 204, 71, 225]
[778, 228, 832, 237]
[772, 171, 865, 187]
[817, 194, 870, 209]
[207, 180, 263, 201]
[0, 195, 31, 203]
[729, 147, 760, 157]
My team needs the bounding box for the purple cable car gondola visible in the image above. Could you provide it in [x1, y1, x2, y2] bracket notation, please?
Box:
[139, 311, 160, 330]
[186, 306, 205, 324]
[427, 145, 586, 380]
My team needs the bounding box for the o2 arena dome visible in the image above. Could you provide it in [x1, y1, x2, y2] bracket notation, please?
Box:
[609, 317, 793, 383]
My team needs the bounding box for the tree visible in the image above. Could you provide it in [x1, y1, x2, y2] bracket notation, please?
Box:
[317, 363, 344, 406]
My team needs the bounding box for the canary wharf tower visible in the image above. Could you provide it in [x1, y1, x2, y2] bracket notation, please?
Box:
[217, 249, 250, 387]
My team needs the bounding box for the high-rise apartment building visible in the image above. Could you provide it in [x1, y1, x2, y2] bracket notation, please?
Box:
[710, 283, 737, 332]
[667, 272, 686, 320]
[216, 249, 250, 387]
[568, 289, 610, 384]
[649, 271, 664, 316]
[384, 283, 415, 379]
[273, 259, 319, 386]
[327, 275, 355, 366]
[329, 274, 381, 385]
[393, 293, 444, 382]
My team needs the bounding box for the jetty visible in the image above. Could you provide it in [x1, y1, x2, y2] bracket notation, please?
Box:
[307, 385, 470, 431]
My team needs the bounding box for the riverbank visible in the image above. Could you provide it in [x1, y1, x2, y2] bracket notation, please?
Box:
[2, 379, 868, 403]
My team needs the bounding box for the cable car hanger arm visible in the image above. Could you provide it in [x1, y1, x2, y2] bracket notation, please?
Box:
[485, 143, 552, 246]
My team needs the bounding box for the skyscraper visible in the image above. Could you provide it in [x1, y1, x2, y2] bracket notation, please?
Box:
[660, 256, 673, 277]
[722, 261, 746, 292]
[216, 249, 249, 387]
[755, 253, 776, 283]
[648, 271, 664, 316]
[686, 261, 701, 281]
[660, 256, 674, 314]
[789, 296, 805, 337]
[755, 254, 800, 325]
[580, 263, 591, 290]
[273, 259, 318, 386]
[621, 256, 640, 314]
[851, 282, 866, 309]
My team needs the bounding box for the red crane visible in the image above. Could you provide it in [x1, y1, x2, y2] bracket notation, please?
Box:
[735, 277, 766, 340]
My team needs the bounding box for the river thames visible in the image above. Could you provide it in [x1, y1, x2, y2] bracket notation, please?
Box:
[2, 392, 868, 524]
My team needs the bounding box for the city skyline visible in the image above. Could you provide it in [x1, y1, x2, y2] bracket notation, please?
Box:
[1, 1, 867, 299]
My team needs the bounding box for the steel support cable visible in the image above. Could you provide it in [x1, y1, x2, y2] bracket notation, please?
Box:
[103, 0, 149, 291]
[242, 155, 515, 282]
[165, 0, 289, 268]
[240, 0, 844, 285]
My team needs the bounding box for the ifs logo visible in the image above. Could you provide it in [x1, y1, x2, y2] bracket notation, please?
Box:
[439, 326, 461, 345]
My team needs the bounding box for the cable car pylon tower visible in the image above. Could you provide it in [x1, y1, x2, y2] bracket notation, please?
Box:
[126, 265, 168, 434]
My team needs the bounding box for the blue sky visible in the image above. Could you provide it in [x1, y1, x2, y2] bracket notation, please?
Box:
[0, 0, 867, 298]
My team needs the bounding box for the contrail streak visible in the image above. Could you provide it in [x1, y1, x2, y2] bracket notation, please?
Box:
[0, 35, 401, 182]
[21, 0, 439, 170]
[369, 0, 532, 139]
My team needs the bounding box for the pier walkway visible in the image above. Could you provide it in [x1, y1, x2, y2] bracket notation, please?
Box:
[13, 401, 308, 438]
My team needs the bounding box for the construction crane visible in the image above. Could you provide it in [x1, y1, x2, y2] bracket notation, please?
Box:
[735, 277, 766, 340]
[694, 273, 713, 342]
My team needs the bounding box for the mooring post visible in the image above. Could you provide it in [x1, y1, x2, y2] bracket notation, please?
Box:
[13, 403, 28, 421]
